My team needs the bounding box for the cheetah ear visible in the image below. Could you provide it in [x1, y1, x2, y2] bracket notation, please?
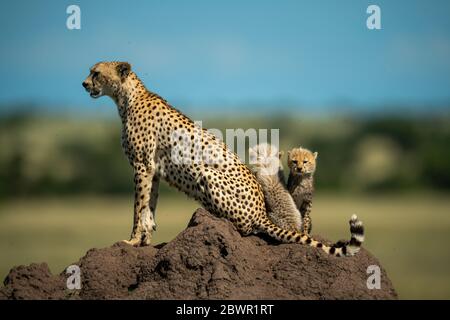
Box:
[117, 62, 131, 81]
[278, 151, 284, 159]
[313, 152, 318, 159]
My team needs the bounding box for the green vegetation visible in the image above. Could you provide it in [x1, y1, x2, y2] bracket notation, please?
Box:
[0, 114, 449, 198]
[0, 112, 449, 299]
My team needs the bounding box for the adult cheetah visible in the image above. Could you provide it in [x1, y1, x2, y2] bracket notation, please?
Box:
[82, 61, 364, 257]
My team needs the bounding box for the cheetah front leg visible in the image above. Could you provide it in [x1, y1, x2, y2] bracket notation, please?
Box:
[148, 174, 160, 231]
[123, 162, 156, 247]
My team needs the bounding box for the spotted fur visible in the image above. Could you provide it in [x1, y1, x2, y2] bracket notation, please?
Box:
[82, 61, 363, 256]
[249, 143, 302, 232]
[287, 147, 318, 234]
[287, 147, 365, 253]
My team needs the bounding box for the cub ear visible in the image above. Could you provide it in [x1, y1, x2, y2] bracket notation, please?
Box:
[117, 62, 131, 81]
[313, 151, 318, 159]
[278, 151, 284, 159]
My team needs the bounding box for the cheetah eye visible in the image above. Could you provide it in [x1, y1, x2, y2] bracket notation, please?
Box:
[92, 71, 100, 78]
[303, 160, 308, 164]
[291, 160, 298, 165]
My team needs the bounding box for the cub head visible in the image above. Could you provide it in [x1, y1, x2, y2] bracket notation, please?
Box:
[249, 143, 284, 176]
[82, 61, 131, 98]
[287, 147, 318, 176]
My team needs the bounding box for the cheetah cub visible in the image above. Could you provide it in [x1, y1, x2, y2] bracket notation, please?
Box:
[249, 143, 302, 232]
[287, 147, 318, 234]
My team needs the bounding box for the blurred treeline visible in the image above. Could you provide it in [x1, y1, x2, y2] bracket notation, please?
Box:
[0, 111, 449, 199]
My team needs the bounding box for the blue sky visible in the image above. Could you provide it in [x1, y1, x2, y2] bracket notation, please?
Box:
[1, 0, 450, 115]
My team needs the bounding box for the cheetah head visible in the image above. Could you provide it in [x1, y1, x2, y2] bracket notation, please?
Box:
[82, 61, 131, 99]
[287, 147, 318, 177]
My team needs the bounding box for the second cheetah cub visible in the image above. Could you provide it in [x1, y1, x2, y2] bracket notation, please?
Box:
[249, 143, 302, 232]
[287, 147, 318, 234]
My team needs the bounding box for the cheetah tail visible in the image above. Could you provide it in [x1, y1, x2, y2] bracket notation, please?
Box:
[257, 214, 364, 257]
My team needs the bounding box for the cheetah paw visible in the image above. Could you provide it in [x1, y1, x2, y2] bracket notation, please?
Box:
[122, 238, 141, 247]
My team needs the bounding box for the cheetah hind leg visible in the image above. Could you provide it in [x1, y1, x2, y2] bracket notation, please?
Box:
[195, 167, 254, 236]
